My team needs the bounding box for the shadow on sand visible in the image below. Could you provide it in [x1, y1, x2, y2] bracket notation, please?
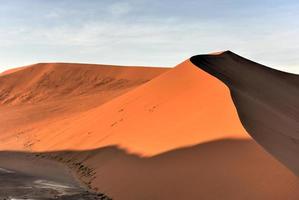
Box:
[0, 139, 299, 199]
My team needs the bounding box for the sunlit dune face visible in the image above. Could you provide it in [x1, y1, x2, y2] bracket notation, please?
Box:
[9, 60, 251, 156]
[98, 59, 250, 155]
[0, 63, 169, 151]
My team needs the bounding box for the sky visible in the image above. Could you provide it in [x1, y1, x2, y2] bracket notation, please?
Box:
[0, 0, 299, 73]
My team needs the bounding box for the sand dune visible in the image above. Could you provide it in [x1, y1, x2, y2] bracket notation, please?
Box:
[0, 60, 249, 153]
[0, 54, 299, 199]
[0, 63, 168, 134]
[0, 62, 168, 105]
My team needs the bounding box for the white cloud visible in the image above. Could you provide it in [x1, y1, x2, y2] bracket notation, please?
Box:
[45, 10, 62, 19]
[108, 2, 132, 16]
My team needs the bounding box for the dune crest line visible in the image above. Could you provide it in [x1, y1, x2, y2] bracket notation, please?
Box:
[191, 51, 299, 176]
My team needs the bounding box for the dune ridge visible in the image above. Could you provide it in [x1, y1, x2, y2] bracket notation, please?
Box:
[191, 51, 299, 176]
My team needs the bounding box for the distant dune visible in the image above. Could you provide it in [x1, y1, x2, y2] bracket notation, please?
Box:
[0, 63, 168, 134]
[0, 66, 28, 77]
[0, 54, 299, 199]
[0, 63, 168, 105]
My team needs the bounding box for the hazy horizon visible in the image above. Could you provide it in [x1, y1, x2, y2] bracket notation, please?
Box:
[1, 0, 299, 73]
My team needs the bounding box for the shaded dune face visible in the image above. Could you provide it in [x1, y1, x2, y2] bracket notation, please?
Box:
[2, 139, 299, 200]
[190, 51, 299, 176]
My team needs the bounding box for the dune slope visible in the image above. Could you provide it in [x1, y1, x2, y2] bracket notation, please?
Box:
[0, 63, 168, 135]
[191, 51, 299, 176]
[0, 63, 168, 105]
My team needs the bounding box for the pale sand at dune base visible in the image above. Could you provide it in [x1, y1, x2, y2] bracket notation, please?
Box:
[0, 152, 111, 199]
[0, 53, 299, 199]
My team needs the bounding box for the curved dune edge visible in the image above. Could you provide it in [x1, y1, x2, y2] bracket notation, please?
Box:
[190, 51, 299, 176]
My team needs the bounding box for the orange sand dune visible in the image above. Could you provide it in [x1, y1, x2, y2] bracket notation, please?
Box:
[1, 58, 299, 199]
[0, 63, 168, 134]
[0, 60, 249, 154]
[0, 62, 168, 105]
